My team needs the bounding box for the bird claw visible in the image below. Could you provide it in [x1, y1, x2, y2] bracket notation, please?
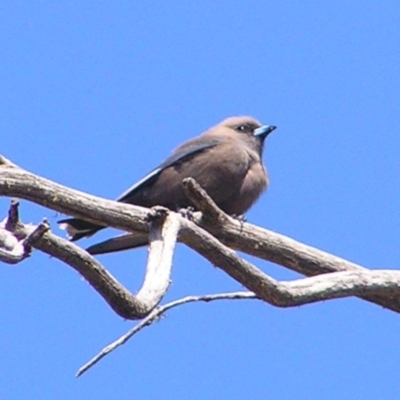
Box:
[232, 214, 246, 223]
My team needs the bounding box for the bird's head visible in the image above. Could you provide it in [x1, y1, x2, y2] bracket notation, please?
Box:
[216, 116, 276, 155]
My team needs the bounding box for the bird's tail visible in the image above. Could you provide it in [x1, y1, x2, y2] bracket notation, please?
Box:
[58, 218, 104, 241]
[86, 233, 149, 255]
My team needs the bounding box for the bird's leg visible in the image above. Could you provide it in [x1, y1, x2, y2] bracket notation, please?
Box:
[232, 214, 246, 223]
[231, 214, 246, 232]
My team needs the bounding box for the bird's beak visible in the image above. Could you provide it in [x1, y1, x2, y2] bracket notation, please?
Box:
[254, 125, 277, 139]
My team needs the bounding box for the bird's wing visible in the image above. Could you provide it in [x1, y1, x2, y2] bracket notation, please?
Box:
[117, 138, 221, 203]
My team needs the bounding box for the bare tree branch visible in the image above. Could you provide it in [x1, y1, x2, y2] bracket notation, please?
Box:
[76, 291, 258, 377]
[0, 155, 150, 234]
[1, 154, 399, 375]
[0, 200, 179, 319]
[1, 155, 399, 316]
[134, 208, 180, 311]
[182, 178, 400, 312]
[77, 267, 400, 376]
[0, 200, 49, 264]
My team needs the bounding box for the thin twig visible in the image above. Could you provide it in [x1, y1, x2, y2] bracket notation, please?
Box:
[76, 291, 258, 377]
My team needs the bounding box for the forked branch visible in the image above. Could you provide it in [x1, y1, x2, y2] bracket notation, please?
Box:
[0, 154, 399, 375]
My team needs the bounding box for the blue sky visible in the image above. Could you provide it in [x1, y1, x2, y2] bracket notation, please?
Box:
[1, 2, 400, 399]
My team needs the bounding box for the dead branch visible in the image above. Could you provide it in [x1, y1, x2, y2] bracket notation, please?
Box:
[0, 154, 399, 314]
[77, 291, 258, 377]
[0, 200, 179, 319]
[2, 154, 399, 375]
[0, 200, 49, 264]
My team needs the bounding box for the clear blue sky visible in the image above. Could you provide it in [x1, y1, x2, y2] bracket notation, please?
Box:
[1, 2, 399, 399]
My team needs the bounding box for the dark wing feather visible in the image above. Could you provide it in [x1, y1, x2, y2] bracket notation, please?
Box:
[58, 138, 221, 242]
[117, 138, 220, 203]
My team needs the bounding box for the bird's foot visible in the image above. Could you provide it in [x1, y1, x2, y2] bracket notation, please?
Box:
[231, 214, 246, 223]
[231, 214, 246, 232]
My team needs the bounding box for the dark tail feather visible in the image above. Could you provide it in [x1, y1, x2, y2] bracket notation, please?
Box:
[86, 233, 149, 255]
[58, 218, 104, 241]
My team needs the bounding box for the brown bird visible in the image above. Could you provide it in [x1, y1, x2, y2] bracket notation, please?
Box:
[59, 116, 276, 254]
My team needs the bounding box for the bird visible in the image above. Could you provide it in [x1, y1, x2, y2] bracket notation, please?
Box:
[59, 116, 276, 254]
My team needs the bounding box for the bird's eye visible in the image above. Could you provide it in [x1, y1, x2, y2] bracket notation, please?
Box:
[236, 125, 247, 132]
